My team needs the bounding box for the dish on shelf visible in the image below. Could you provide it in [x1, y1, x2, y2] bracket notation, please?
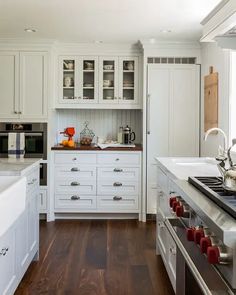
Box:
[63, 61, 74, 70]
[103, 65, 114, 70]
[105, 96, 113, 100]
[103, 80, 113, 87]
[83, 83, 93, 87]
[84, 62, 94, 70]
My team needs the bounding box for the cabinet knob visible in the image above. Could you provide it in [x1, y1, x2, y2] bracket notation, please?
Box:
[71, 167, 79, 172]
[18, 111, 22, 114]
[72, 158, 77, 161]
[14, 111, 18, 114]
[115, 158, 120, 161]
[113, 168, 123, 172]
[113, 182, 122, 187]
[70, 181, 80, 186]
[71, 195, 80, 200]
[113, 196, 122, 201]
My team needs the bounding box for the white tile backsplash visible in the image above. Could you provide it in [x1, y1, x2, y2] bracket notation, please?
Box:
[54, 109, 142, 144]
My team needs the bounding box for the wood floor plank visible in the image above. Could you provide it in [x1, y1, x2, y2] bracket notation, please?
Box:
[15, 220, 174, 295]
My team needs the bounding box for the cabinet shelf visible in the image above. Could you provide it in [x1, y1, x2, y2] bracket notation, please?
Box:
[103, 70, 115, 73]
[123, 87, 134, 90]
[63, 86, 74, 89]
[63, 70, 74, 72]
[103, 87, 114, 89]
[83, 87, 94, 89]
[83, 70, 94, 72]
[123, 70, 134, 72]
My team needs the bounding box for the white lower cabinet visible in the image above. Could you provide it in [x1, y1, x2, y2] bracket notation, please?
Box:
[156, 165, 176, 292]
[0, 166, 39, 295]
[0, 229, 16, 295]
[53, 151, 141, 214]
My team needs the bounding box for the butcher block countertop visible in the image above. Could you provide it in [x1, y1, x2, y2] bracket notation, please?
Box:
[51, 144, 143, 151]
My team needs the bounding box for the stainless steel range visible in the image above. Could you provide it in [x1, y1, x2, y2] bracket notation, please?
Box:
[166, 176, 236, 295]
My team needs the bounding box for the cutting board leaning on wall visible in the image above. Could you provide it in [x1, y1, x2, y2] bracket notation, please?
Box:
[204, 66, 219, 132]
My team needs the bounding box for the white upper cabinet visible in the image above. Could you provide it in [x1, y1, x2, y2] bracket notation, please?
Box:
[20, 52, 48, 119]
[99, 56, 119, 104]
[57, 55, 140, 109]
[59, 56, 99, 104]
[0, 52, 19, 119]
[0, 51, 48, 121]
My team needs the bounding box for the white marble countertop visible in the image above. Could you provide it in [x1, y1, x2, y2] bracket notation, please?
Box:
[0, 158, 41, 176]
[155, 157, 220, 180]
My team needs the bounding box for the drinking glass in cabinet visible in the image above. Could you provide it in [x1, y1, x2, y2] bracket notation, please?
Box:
[63, 59, 75, 100]
[83, 60, 95, 100]
[103, 60, 115, 100]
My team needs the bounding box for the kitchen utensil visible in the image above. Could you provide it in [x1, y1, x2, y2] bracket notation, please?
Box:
[64, 76, 73, 87]
[80, 122, 95, 146]
[216, 138, 236, 192]
[103, 80, 113, 87]
[123, 125, 135, 144]
[104, 64, 114, 70]
[63, 61, 74, 70]
[124, 61, 134, 71]
[84, 62, 94, 70]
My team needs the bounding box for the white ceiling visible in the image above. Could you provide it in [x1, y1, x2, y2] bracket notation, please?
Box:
[0, 0, 221, 43]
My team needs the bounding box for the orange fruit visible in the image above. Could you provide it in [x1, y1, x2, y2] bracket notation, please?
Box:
[67, 140, 75, 148]
[62, 140, 68, 146]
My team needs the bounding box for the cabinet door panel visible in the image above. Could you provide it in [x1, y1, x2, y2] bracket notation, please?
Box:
[147, 65, 170, 213]
[119, 57, 138, 104]
[20, 52, 47, 119]
[0, 229, 16, 295]
[99, 56, 119, 104]
[28, 191, 38, 253]
[169, 65, 200, 156]
[0, 52, 19, 119]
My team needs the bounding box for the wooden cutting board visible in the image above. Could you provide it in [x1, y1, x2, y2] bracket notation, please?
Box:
[204, 66, 218, 132]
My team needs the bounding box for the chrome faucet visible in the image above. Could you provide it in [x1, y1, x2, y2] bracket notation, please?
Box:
[204, 127, 228, 158]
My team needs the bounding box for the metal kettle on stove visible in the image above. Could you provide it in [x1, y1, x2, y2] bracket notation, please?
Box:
[217, 139, 236, 192]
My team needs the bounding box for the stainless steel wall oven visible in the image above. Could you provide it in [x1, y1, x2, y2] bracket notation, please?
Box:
[0, 123, 47, 186]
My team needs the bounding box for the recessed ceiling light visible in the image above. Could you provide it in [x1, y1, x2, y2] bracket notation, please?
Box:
[94, 40, 103, 44]
[160, 29, 172, 33]
[24, 28, 36, 33]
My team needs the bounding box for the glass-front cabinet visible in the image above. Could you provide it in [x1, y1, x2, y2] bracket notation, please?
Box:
[58, 55, 139, 106]
[99, 57, 119, 104]
[59, 56, 98, 104]
[119, 57, 138, 104]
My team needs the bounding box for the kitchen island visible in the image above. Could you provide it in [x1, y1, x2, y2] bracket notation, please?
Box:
[0, 159, 40, 295]
[155, 157, 236, 295]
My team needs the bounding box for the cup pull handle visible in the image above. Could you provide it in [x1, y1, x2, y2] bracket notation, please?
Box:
[71, 195, 80, 200]
[113, 168, 123, 172]
[113, 182, 122, 187]
[70, 181, 80, 186]
[71, 167, 80, 172]
[113, 196, 122, 201]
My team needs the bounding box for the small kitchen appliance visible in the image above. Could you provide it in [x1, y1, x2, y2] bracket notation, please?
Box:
[123, 125, 135, 144]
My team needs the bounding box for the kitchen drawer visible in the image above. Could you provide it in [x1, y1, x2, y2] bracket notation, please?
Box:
[54, 153, 96, 164]
[55, 165, 96, 179]
[97, 167, 139, 181]
[55, 178, 96, 195]
[97, 195, 139, 211]
[55, 194, 96, 210]
[97, 153, 140, 166]
[97, 180, 139, 195]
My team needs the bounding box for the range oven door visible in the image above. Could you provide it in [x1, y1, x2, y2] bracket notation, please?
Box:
[165, 218, 234, 295]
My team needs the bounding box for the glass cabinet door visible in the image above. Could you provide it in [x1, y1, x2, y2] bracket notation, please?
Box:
[81, 57, 98, 103]
[99, 57, 119, 103]
[59, 57, 77, 103]
[119, 57, 138, 104]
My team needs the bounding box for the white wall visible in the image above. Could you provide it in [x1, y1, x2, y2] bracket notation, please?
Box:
[53, 109, 142, 145]
[200, 42, 231, 157]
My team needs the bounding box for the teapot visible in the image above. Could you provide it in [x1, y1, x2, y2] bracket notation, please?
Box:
[217, 139, 236, 192]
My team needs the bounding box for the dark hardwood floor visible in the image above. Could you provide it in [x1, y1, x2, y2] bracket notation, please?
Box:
[15, 220, 174, 295]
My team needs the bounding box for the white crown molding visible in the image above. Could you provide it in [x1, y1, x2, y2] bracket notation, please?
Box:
[139, 39, 201, 50]
[201, 0, 230, 25]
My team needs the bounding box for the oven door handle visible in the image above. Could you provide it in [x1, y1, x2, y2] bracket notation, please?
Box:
[165, 218, 212, 295]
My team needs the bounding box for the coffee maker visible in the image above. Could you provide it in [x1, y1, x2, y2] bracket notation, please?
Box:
[123, 125, 136, 144]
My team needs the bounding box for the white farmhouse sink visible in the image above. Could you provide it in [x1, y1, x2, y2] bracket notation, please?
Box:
[0, 176, 26, 238]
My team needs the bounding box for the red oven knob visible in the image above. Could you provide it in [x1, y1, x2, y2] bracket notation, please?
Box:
[172, 201, 180, 212]
[194, 229, 204, 245]
[176, 205, 184, 217]
[207, 246, 220, 264]
[169, 197, 176, 208]
[186, 228, 195, 241]
[200, 237, 212, 254]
